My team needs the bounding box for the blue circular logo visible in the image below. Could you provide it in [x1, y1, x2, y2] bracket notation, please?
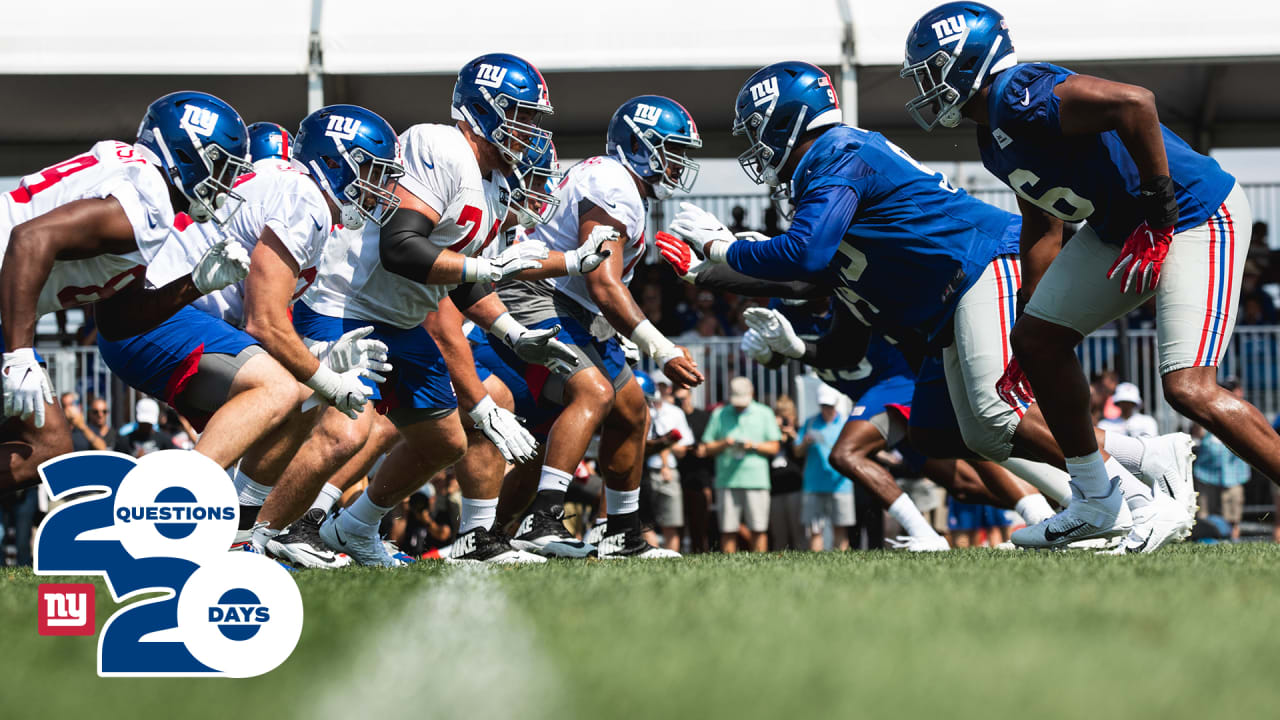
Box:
[154, 486, 198, 539]
[210, 588, 266, 641]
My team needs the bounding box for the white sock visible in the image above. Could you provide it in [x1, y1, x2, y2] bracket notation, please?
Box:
[308, 483, 344, 514]
[1111, 457, 1154, 510]
[459, 497, 498, 533]
[1103, 431, 1151, 486]
[537, 466, 573, 494]
[605, 487, 640, 516]
[346, 491, 392, 528]
[252, 524, 281, 550]
[1014, 494, 1055, 525]
[888, 494, 938, 538]
[1064, 451, 1110, 496]
[997, 458, 1071, 506]
[234, 470, 272, 507]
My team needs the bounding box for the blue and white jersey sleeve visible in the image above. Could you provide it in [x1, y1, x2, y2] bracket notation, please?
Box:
[724, 184, 858, 280]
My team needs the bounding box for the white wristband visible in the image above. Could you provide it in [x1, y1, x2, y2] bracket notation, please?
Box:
[5, 347, 37, 361]
[467, 394, 497, 424]
[488, 312, 524, 346]
[708, 240, 730, 264]
[630, 319, 680, 366]
[462, 257, 490, 283]
[564, 250, 582, 276]
[304, 363, 341, 399]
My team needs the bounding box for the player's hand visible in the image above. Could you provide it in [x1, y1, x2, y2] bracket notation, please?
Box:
[741, 329, 774, 364]
[193, 237, 252, 294]
[512, 325, 580, 375]
[1107, 222, 1174, 294]
[655, 231, 705, 284]
[668, 202, 734, 263]
[310, 326, 392, 384]
[466, 240, 550, 282]
[618, 335, 641, 367]
[742, 308, 805, 359]
[2, 349, 53, 428]
[468, 395, 537, 463]
[662, 346, 703, 389]
[305, 366, 373, 420]
[566, 226, 616, 276]
[995, 357, 1035, 407]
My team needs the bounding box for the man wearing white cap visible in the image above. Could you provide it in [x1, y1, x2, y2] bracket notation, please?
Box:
[1101, 382, 1159, 439]
[113, 398, 178, 458]
[702, 376, 781, 553]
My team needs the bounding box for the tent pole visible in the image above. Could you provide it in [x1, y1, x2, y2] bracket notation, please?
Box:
[307, 0, 324, 112]
[837, 0, 858, 126]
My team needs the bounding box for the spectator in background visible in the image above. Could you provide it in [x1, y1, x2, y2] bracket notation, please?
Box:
[70, 396, 117, 451]
[1099, 382, 1158, 438]
[1093, 370, 1120, 421]
[1196, 380, 1252, 540]
[1247, 221, 1277, 283]
[702, 377, 780, 553]
[728, 205, 749, 235]
[797, 385, 854, 551]
[644, 371, 694, 552]
[675, 384, 714, 553]
[768, 395, 806, 551]
[114, 399, 178, 457]
[1239, 261, 1277, 324]
[763, 205, 783, 236]
[948, 500, 1012, 548]
[0, 486, 39, 565]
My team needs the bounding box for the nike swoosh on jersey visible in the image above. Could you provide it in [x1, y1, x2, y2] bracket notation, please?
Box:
[422, 157, 435, 169]
[1020, 89, 1031, 106]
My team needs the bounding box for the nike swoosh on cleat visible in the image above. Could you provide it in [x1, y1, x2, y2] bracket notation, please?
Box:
[1044, 521, 1090, 542]
[1130, 529, 1154, 553]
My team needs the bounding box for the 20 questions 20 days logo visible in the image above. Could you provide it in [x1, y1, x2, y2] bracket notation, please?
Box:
[34, 450, 303, 677]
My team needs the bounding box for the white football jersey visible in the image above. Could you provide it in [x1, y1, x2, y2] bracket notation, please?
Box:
[0, 141, 174, 315]
[535, 156, 647, 316]
[151, 160, 331, 328]
[302, 123, 509, 328]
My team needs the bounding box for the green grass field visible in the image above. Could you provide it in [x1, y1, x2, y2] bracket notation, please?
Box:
[5, 544, 1280, 719]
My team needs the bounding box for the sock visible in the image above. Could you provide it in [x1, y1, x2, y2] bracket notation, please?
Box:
[252, 525, 281, 551]
[346, 491, 393, 528]
[605, 487, 641, 532]
[532, 466, 573, 511]
[234, 471, 273, 506]
[1103, 431, 1150, 486]
[1064, 451, 1110, 496]
[888, 494, 938, 538]
[308, 483, 344, 515]
[997, 458, 1071, 506]
[459, 497, 498, 533]
[238, 504, 262, 531]
[1014, 494, 1055, 525]
[1111, 457, 1154, 511]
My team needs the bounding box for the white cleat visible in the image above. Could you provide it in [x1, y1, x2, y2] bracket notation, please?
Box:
[267, 508, 353, 569]
[1100, 492, 1194, 555]
[1140, 432, 1197, 516]
[1012, 480, 1133, 549]
[887, 534, 951, 552]
[317, 508, 405, 568]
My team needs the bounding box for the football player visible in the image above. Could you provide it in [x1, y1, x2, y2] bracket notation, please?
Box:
[499, 96, 705, 559]
[904, 3, 1263, 551]
[669, 61, 1194, 553]
[246, 122, 292, 163]
[0, 91, 252, 490]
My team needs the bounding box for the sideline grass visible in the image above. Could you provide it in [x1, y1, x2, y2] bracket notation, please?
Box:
[4, 544, 1280, 719]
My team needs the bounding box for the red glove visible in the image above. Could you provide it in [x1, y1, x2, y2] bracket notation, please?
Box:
[995, 357, 1035, 407]
[1107, 222, 1175, 294]
[655, 231, 699, 281]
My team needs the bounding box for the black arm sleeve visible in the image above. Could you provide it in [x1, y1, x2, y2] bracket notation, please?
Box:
[694, 264, 827, 301]
[448, 282, 496, 311]
[379, 208, 441, 282]
[800, 304, 870, 370]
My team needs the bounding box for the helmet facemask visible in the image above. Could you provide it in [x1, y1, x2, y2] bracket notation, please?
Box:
[175, 139, 252, 224]
[341, 146, 404, 230]
[734, 99, 806, 188]
[902, 49, 966, 131]
[621, 115, 701, 200]
[482, 90, 554, 168]
[511, 163, 563, 229]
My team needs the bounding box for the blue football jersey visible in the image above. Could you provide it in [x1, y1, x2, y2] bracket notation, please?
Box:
[979, 63, 1235, 245]
[729, 125, 1019, 346]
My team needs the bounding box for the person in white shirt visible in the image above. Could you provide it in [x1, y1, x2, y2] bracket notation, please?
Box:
[1100, 382, 1159, 439]
[641, 370, 694, 551]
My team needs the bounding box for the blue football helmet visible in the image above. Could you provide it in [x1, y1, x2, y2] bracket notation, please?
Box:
[247, 122, 292, 162]
[902, 2, 1017, 131]
[509, 142, 563, 229]
[293, 104, 404, 231]
[606, 95, 702, 200]
[452, 53, 554, 168]
[634, 370, 658, 403]
[732, 62, 842, 188]
[136, 91, 252, 224]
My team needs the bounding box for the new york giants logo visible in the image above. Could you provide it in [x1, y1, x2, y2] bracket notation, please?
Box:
[179, 106, 219, 137]
[931, 14, 966, 43]
[475, 63, 509, 89]
[325, 116, 362, 142]
[38, 583, 95, 636]
[748, 76, 779, 106]
[632, 103, 663, 126]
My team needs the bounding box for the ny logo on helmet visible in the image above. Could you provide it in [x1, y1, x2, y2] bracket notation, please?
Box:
[325, 116, 362, 142]
[931, 15, 966, 43]
[179, 106, 219, 137]
[475, 64, 509, 89]
[632, 104, 663, 127]
[748, 77, 779, 107]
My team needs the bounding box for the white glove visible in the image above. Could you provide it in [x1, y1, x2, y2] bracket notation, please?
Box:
[468, 395, 537, 463]
[512, 326, 579, 375]
[462, 240, 549, 283]
[2, 349, 53, 428]
[742, 307, 805, 359]
[668, 201, 734, 263]
[740, 330, 774, 364]
[304, 365, 373, 420]
[619, 335, 641, 367]
[566, 226, 616, 276]
[735, 231, 771, 243]
[193, 237, 252, 294]
[309, 326, 392, 384]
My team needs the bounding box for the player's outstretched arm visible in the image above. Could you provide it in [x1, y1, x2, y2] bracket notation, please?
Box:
[1, 197, 139, 350]
[505, 226, 614, 281]
[657, 231, 827, 299]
